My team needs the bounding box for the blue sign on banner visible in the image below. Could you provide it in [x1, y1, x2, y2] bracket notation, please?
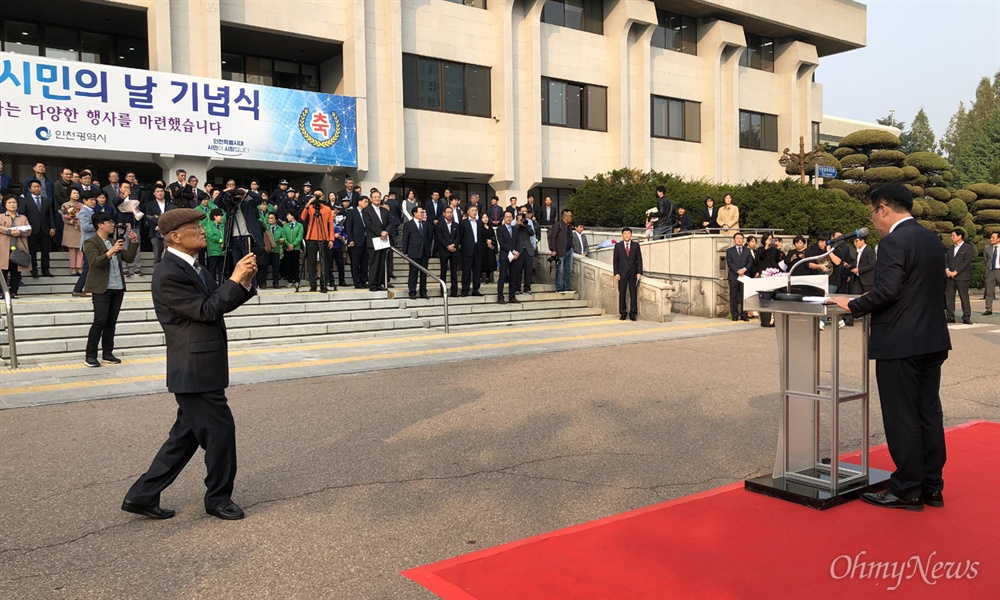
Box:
[816, 165, 838, 179]
[0, 52, 358, 167]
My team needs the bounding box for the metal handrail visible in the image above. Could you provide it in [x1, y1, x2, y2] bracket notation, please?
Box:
[386, 246, 449, 334]
[0, 269, 18, 369]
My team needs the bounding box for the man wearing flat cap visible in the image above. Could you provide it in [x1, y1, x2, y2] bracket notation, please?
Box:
[122, 208, 258, 521]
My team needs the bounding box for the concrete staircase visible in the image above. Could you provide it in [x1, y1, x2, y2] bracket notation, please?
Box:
[1, 253, 601, 367]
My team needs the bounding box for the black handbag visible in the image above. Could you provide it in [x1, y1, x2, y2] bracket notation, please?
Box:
[8, 247, 30, 268]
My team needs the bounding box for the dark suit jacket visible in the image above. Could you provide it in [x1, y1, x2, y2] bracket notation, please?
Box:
[848, 219, 951, 361]
[214, 192, 264, 249]
[363, 204, 390, 248]
[336, 189, 360, 208]
[613, 240, 643, 279]
[435, 219, 461, 259]
[516, 221, 537, 256]
[854, 244, 876, 288]
[143, 199, 177, 238]
[487, 204, 504, 225]
[344, 206, 367, 246]
[725, 245, 752, 281]
[23, 176, 54, 202]
[82, 234, 139, 294]
[700, 206, 719, 229]
[946, 242, 974, 282]
[460, 218, 487, 258]
[152, 251, 255, 394]
[425, 199, 444, 224]
[0, 173, 11, 195]
[538, 205, 558, 227]
[496, 222, 520, 260]
[401, 219, 431, 260]
[18, 192, 58, 235]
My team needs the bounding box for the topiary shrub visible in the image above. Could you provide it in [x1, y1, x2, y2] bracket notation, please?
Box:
[869, 149, 906, 166]
[905, 152, 951, 172]
[862, 166, 905, 183]
[924, 187, 951, 201]
[969, 260, 986, 289]
[941, 170, 955, 182]
[933, 221, 955, 233]
[917, 219, 935, 231]
[911, 200, 925, 218]
[840, 154, 869, 168]
[962, 215, 977, 236]
[927, 175, 946, 186]
[955, 189, 977, 204]
[842, 168, 865, 181]
[976, 209, 1000, 224]
[984, 224, 1000, 235]
[922, 198, 950, 218]
[967, 183, 1000, 199]
[905, 184, 925, 198]
[827, 188, 852, 202]
[972, 199, 1000, 211]
[901, 165, 921, 180]
[833, 147, 855, 158]
[947, 198, 969, 221]
[840, 129, 901, 150]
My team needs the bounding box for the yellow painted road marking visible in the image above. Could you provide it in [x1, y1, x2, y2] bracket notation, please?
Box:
[1, 320, 738, 395]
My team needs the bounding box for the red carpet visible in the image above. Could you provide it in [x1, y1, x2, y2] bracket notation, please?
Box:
[403, 421, 999, 600]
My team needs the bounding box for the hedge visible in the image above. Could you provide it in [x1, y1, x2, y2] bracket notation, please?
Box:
[862, 166, 905, 183]
[922, 198, 950, 218]
[869, 149, 906, 166]
[967, 183, 1000, 199]
[840, 154, 869, 168]
[833, 147, 856, 159]
[905, 152, 952, 172]
[842, 168, 865, 181]
[901, 165, 921, 180]
[984, 224, 1000, 235]
[923, 187, 951, 201]
[905, 184, 925, 198]
[972, 199, 1000, 211]
[976, 209, 1000, 224]
[955, 189, 977, 204]
[911, 200, 926, 217]
[947, 198, 969, 221]
[933, 221, 955, 233]
[565, 169, 870, 236]
[840, 129, 900, 150]
[917, 219, 936, 231]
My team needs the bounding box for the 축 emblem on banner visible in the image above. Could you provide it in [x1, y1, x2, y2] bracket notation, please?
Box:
[299, 108, 342, 148]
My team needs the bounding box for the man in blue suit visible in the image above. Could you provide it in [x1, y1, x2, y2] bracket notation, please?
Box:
[833, 184, 951, 512]
[725, 232, 752, 321]
[401, 206, 432, 299]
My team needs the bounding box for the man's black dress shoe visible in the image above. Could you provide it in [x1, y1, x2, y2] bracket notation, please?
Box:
[497, 297, 506, 304]
[471, 291, 483, 297]
[122, 499, 175, 519]
[509, 297, 520, 303]
[945, 316, 956, 323]
[419, 294, 429, 299]
[102, 354, 122, 364]
[923, 490, 944, 508]
[43, 272, 54, 277]
[629, 315, 637, 321]
[31, 272, 40, 278]
[620, 314, 627, 320]
[983, 310, 993, 316]
[409, 293, 417, 300]
[206, 502, 245, 520]
[962, 318, 973, 325]
[859, 490, 923, 511]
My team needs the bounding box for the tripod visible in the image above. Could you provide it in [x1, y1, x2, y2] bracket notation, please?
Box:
[298, 201, 334, 293]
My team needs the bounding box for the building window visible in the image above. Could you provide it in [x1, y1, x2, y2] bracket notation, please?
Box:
[402, 54, 491, 118]
[541, 0, 603, 35]
[1, 19, 147, 68]
[389, 179, 495, 209]
[739, 110, 778, 151]
[222, 53, 319, 91]
[739, 33, 775, 72]
[443, 0, 487, 8]
[650, 10, 696, 55]
[651, 96, 700, 142]
[541, 77, 607, 132]
[528, 187, 576, 217]
[812, 121, 821, 150]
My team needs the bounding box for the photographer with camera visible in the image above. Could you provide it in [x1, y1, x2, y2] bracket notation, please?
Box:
[82, 212, 139, 367]
[300, 188, 335, 293]
[215, 180, 264, 273]
[514, 209, 538, 295]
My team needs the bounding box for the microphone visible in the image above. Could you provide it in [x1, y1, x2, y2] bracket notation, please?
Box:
[829, 227, 869, 246]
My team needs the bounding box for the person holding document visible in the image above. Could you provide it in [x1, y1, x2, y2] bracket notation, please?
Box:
[401, 206, 432, 299]
[364, 190, 391, 292]
[831, 184, 950, 511]
[496, 211, 521, 304]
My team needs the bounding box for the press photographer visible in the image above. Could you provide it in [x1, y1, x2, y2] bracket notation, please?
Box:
[215, 180, 264, 272]
[82, 212, 139, 367]
[300, 188, 335, 293]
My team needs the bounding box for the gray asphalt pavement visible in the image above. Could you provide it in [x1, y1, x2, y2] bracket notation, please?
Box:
[1, 316, 997, 599]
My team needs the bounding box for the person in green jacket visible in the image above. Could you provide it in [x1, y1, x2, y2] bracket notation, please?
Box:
[259, 212, 283, 288]
[194, 195, 214, 219]
[281, 210, 304, 284]
[204, 209, 227, 279]
[257, 196, 274, 226]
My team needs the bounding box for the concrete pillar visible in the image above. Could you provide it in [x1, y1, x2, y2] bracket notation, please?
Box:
[168, 0, 222, 78]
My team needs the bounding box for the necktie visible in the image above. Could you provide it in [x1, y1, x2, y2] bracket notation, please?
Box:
[506, 225, 512, 238]
[34, 195, 41, 209]
[625, 243, 630, 257]
[418, 222, 423, 235]
[738, 246, 742, 257]
[193, 262, 208, 287]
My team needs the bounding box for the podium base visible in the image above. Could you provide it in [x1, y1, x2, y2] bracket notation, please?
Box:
[744, 464, 892, 510]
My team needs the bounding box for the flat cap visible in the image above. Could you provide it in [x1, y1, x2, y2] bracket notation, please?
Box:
[158, 208, 206, 236]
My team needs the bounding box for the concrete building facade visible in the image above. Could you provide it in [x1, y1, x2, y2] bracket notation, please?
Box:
[1, 0, 867, 208]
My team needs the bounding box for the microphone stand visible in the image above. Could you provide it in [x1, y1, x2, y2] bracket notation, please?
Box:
[780, 245, 839, 298]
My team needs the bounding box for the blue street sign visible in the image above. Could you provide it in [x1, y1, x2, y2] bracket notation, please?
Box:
[816, 165, 838, 179]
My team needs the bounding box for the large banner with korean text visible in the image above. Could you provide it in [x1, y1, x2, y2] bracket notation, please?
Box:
[0, 52, 357, 167]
